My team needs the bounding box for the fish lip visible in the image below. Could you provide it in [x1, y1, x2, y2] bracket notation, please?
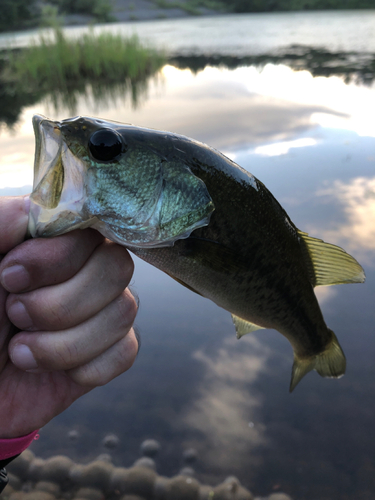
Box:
[28, 115, 63, 237]
[28, 114, 90, 239]
[31, 114, 62, 188]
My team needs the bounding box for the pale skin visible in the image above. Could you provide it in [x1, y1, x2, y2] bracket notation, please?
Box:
[0, 196, 139, 439]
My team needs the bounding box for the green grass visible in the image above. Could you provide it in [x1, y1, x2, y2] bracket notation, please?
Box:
[0, 25, 165, 124]
[7, 25, 164, 90]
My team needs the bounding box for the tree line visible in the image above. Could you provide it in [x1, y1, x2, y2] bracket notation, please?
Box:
[0, 0, 112, 32]
[1, 0, 374, 33]
[227, 0, 375, 12]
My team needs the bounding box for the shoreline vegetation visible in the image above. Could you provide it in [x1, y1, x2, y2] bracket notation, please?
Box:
[1, 20, 374, 129]
[1, 0, 375, 33]
[0, 25, 165, 127]
[0, 2, 374, 128]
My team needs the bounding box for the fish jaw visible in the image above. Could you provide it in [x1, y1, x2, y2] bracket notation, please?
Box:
[28, 114, 215, 247]
[28, 115, 91, 238]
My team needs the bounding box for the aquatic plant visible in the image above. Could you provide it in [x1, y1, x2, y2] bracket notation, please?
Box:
[8, 26, 164, 89]
[0, 26, 165, 126]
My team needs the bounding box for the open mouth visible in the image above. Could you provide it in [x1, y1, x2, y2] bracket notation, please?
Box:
[28, 114, 89, 238]
[31, 114, 64, 209]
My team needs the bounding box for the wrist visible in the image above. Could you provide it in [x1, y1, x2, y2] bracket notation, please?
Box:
[0, 430, 39, 461]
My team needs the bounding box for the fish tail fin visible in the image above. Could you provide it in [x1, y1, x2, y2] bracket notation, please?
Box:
[290, 329, 346, 392]
[314, 329, 346, 379]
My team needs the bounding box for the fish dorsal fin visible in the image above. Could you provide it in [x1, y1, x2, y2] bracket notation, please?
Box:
[232, 314, 264, 339]
[297, 230, 365, 286]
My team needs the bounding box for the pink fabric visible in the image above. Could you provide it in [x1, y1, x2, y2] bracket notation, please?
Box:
[0, 430, 39, 460]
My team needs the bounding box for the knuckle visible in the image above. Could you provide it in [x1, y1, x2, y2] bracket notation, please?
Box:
[105, 244, 134, 287]
[69, 364, 103, 388]
[115, 290, 138, 330]
[33, 294, 75, 329]
[37, 336, 79, 370]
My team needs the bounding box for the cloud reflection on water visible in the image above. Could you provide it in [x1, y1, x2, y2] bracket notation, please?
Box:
[1, 63, 374, 191]
[316, 176, 375, 259]
[182, 335, 270, 479]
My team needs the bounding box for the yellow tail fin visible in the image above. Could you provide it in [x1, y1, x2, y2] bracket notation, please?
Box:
[290, 330, 346, 392]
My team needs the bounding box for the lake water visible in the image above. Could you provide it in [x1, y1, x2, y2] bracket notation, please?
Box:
[1, 11, 375, 500]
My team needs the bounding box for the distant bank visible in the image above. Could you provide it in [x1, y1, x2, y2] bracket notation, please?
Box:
[1, 0, 374, 33]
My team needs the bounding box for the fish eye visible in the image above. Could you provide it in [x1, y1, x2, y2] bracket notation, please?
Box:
[88, 129, 125, 162]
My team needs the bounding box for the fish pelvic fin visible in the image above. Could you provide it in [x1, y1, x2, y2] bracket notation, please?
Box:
[232, 314, 265, 339]
[290, 329, 346, 392]
[297, 230, 365, 286]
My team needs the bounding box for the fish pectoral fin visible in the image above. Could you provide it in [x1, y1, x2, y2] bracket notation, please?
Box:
[231, 314, 265, 339]
[290, 329, 346, 392]
[298, 230, 365, 286]
[165, 273, 204, 297]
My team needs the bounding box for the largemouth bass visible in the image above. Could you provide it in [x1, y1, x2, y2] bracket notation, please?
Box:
[28, 114, 365, 391]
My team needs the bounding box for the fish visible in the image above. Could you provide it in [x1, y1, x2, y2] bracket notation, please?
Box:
[28, 114, 366, 391]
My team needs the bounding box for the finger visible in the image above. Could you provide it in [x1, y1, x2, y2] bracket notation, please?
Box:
[0, 228, 104, 293]
[0, 281, 10, 371]
[8, 289, 137, 372]
[6, 240, 134, 331]
[67, 328, 139, 387]
[0, 196, 30, 254]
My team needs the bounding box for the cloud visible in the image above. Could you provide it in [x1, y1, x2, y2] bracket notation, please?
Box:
[182, 335, 271, 475]
[316, 176, 375, 261]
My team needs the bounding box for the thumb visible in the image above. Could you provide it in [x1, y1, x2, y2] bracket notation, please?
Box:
[0, 196, 30, 254]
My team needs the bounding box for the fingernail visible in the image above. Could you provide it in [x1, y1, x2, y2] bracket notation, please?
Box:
[7, 301, 34, 331]
[134, 326, 141, 355]
[11, 344, 38, 371]
[23, 195, 30, 215]
[1, 265, 30, 292]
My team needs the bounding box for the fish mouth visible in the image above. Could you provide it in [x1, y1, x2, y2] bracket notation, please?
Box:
[31, 114, 63, 201]
[28, 114, 89, 238]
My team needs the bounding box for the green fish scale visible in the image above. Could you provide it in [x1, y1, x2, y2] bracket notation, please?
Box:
[90, 148, 162, 224]
[133, 136, 330, 356]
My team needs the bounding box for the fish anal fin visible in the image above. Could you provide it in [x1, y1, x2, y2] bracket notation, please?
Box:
[290, 329, 346, 392]
[298, 230, 365, 286]
[232, 314, 264, 339]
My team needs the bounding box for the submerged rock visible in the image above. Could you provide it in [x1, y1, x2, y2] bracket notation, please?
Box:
[68, 430, 80, 442]
[102, 434, 120, 449]
[7, 450, 35, 481]
[140, 439, 161, 458]
[74, 487, 104, 500]
[110, 466, 157, 497]
[37, 455, 74, 485]
[28, 458, 46, 481]
[133, 457, 157, 471]
[7, 472, 22, 491]
[178, 467, 195, 478]
[74, 460, 113, 490]
[212, 479, 254, 500]
[34, 481, 61, 495]
[268, 494, 293, 500]
[4, 449, 268, 500]
[182, 449, 198, 465]
[164, 475, 200, 500]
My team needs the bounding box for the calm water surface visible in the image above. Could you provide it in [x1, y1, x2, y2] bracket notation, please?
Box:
[0, 12, 374, 500]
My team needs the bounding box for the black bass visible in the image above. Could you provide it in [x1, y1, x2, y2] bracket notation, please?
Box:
[28, 114, 365, 391]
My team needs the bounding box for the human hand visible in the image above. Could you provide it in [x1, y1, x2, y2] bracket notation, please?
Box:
[0, 196, 138, 439]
